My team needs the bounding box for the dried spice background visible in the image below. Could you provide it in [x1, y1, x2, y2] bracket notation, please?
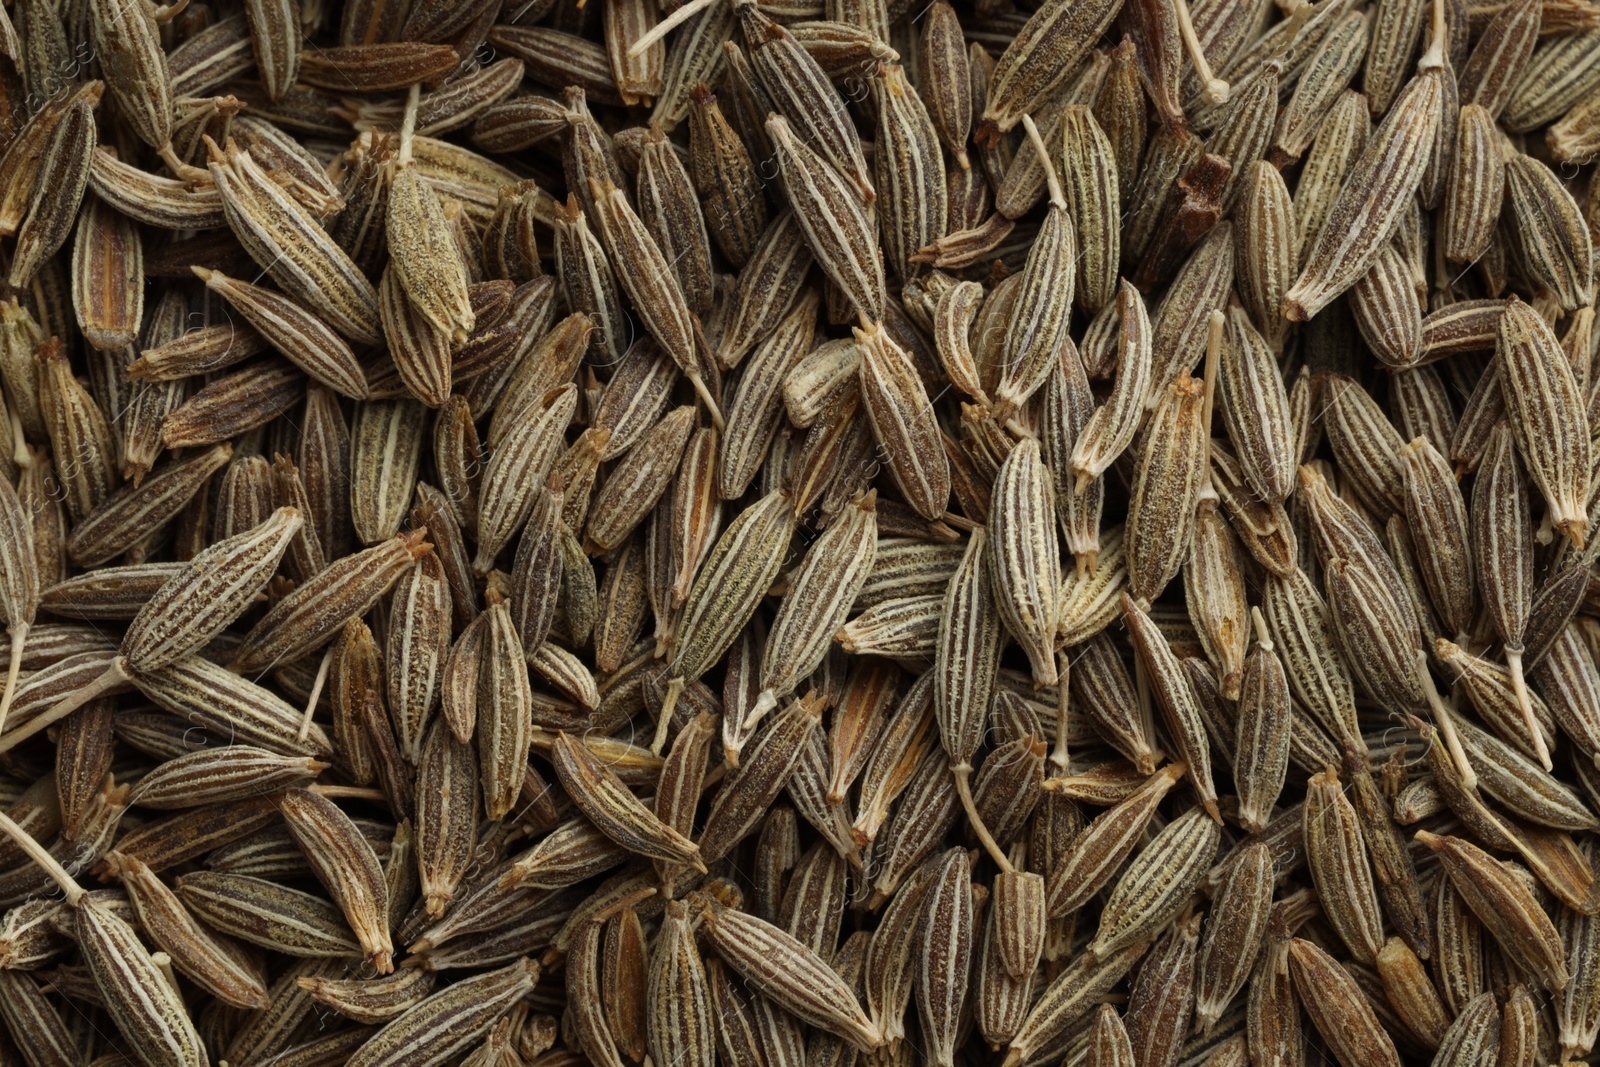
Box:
[0, 0, 1597, 1064]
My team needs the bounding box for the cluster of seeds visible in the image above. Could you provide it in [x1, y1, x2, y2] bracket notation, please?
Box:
[0, 0, 1599, 1064]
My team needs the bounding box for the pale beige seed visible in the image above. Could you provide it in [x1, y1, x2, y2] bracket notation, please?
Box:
[87, 148, 226, 230]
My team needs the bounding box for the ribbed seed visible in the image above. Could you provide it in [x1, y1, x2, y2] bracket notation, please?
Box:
[1123, 596, 1220, 822]
[1184, 501, 1248, 701]
[720, 293, 817, 500]
[1416, 830, 1569, 992]
[1284, 48, 1445, 320]
[550, 729, 703, 869]
[344, 958, 539, 1067]
[1088, 806, 1220, 960]
[698, 693, 822, 864]
[1287, 937, 1402, 1067]
[66, 442, 232, 568]
[232, 530, 432, 673]
[210, 139, 380, 345]
[741, 3, 872, 201]
[905, 848, 970, 1067]
[686, 84, 765, 269]
[753, 493, 876, 721]
[989, 439, 1061, 687]
[1499, 297, 1591, 549]
[1048, 761, 1185, 918]
[415, 719, 477, 918]
[874, 64, 946, 283]
[1002, 939, 1146, 1066]
[1302, 767, 1385, 964]
[978, 0, 1120, 135]
[1504, 152, 1594, 312]
[935, 526, 1002, 777]
[1125, 910, 1199, 1067]
[646, 901, 715, 1067]
[1071, 281, 1152, 489]
[176, 871, 362, 958]
[102, 849, 270, 1009]
[1193, 841, 1272, 1034]
[855, 322, 949, 520]
[767, 116, 884, 326]
[76, 890, 209, 1067]
[700, 904, 881, 1050]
